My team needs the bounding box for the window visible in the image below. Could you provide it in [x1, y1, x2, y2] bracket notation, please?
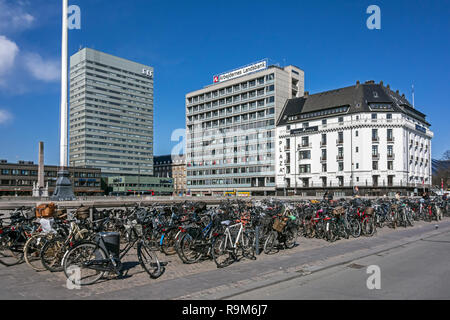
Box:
[338, 117, 344, 123]
[322, 163, 327, 172]
[373, 161, 378, 170]
[356, 163, 359, 169]
[372, 113, 377, 120]
[388, 161, 393, 170]
[356, 146, 359, 153]
[387, 113, 392, 120]
[322, 119, 327, 125]
[299, 150, 311, 159]
[355, 130, 359, 137]
[372, 145, 378, 155]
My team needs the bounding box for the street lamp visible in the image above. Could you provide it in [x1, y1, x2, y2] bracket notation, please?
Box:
[51, 0, 75, 201]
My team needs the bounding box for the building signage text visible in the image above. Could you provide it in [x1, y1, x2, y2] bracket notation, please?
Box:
[213, 60, 267, 83]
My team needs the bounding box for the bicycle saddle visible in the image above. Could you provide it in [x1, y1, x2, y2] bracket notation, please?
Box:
[221, 220, 231, 226]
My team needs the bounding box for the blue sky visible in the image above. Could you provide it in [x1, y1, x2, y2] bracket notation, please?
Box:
[0, 0, 449, 165]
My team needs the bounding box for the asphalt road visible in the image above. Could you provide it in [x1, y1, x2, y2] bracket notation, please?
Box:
[227, 230, 450, 300]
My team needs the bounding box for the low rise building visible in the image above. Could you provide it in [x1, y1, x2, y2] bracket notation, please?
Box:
[0, 160, 103, 196]
[154, 155, 187, 196]
[107, 176, 173, 196]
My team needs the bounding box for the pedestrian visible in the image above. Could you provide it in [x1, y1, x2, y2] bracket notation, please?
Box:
[353, 186, 360, 198]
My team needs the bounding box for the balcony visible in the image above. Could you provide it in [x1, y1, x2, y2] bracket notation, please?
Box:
[298, 143, 312, 149]
[336, 155, 344, 161]
[387, 154, 395, 160]
[387, 137, 395, 143]
[372, 136, 379, 143]
[320, 141, 327, 147]
[284, 146, 290, 151]
[336, 139, 344, 146]
[372, 153, 380, 160]
[320, 156, 327, 162]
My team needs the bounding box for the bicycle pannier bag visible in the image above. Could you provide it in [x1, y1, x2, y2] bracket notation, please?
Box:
[35, 203, 56, 218]
[95, 232, 120, 260]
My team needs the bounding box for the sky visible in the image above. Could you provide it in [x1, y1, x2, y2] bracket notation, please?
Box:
[0, 0, 449, 166]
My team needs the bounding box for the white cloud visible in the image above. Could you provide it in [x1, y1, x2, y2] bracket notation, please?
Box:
[0, 35, 19, 86]
[0, 109, 13, 125]
[0, 35, 19, 78]
[24, 53, 60, 82]
[0, 0, 35, 33]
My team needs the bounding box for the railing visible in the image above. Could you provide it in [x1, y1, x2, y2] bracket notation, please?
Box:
[320, 156, 327, 162]
[372, 136, 379, 142]
[320, 141, 327, 147]
[372, 153, 380, 160]
[298, 143, 312, 149]
[336, 139, 344, 146]
[336, 155, 344, 161]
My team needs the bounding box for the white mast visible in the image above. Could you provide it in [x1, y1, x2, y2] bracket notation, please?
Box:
[59, 0, 68, 168]
[412, 84, 415, 108]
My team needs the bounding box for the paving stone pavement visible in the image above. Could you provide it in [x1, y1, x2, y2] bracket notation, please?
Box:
[0, 218, 449, 299]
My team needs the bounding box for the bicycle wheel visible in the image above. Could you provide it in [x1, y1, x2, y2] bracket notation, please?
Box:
[211, 234, 233, 268]
[24, 233, 51, 272]
[349, 219, 361, 238]
[284, 227, 298, 249]
[362, 218, 376, 236]
[241, 231, 256, 259]
[177, 233, 203, 264]
[263, 231, 278, 254]
[0, 234, 24, 266]
[137, 240, 164, 279]
[161, 229, 177, 256]
[41, 237, 66, 272]
[63, 242, 107, 286]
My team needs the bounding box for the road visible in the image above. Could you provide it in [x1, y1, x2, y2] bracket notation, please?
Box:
[227, 231, 450, 300]
[0, 218, 449, 300]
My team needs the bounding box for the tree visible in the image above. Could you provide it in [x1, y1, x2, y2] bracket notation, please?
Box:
[434, 150, 450, 190]
[443, 150, 450, 161]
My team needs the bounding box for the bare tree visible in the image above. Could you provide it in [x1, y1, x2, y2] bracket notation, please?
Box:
[443, 150, 450, 161]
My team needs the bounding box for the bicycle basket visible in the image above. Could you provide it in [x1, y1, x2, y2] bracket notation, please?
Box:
[273, 218, 287, 233]
[75, 206, 90, 220]
[35, 203, 56, 218]
[365, 207, 375, 215]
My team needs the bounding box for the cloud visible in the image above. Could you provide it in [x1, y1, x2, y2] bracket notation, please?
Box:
[0, 0, 35, 33]
[0, 35, 19, 79]
[0, 109, 13, 125]
[23, 53, 60, 82]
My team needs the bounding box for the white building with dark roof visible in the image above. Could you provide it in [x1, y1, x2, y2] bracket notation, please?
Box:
[276, 80, 433, 197]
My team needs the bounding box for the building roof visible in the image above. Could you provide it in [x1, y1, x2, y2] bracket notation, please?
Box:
[277, 81, 430, 126]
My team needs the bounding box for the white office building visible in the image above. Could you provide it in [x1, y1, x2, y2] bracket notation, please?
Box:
[276, 80, 433, 196]
[186, 60, 304, 196]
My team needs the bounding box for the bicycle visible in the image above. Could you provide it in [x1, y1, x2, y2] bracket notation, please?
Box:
[63, 216, 167, 286]
[211, 220, 256, 268]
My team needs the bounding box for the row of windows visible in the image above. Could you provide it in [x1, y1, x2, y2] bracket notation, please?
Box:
[188, 119, 275, 136]
[0, 169, 99, 178]
[187, 153, 273, 167]
[187, 177, 275, 186]
[188, 98, 275, 122]
[188, 86, 275, 114]
[287, 106, 349, 122]
[188, 74, 275, 104]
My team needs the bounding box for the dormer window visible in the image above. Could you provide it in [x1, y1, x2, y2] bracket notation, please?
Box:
[373, 91, 379, 98]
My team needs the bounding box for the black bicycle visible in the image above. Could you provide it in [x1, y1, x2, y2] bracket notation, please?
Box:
[63, 216, 167, 286]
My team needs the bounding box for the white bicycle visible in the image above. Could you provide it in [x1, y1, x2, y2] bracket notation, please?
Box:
[211, 220, 256, 268]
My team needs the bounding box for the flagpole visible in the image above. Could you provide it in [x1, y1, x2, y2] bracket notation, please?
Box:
[60, 0, 68, 168]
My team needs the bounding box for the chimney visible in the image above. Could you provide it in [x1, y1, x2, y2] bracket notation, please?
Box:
[380, 80, 383, 86]
[356, 80, 360, 87]
[304, 91, 309, 97]
[387, 84, 390, 89]
[38, 142, 45, 188]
